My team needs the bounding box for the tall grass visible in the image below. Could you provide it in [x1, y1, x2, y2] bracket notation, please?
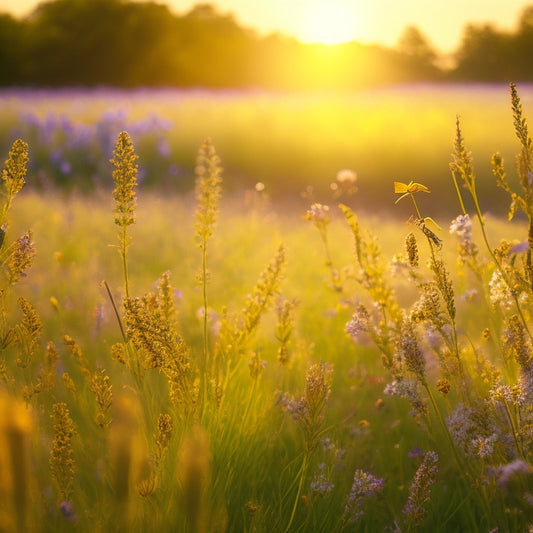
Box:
[0, 83, 532, 532]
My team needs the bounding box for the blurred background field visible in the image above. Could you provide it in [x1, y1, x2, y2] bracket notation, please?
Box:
[1, 82, 532, 219]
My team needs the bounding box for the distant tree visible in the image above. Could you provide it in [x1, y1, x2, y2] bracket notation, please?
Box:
[395, 25, 441, 80]
[512, 5, 533, 80]
[518, 5, 533, 31]
[397, 26, 436, 64]
[0, 14, 27, 84]
[452, 23, 513, 81]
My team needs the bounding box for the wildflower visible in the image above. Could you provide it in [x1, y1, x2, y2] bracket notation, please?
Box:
[59, 501, 77, 523]
[304, 203, 330, 226]
[1, 138, 28, 227]
[397, 319, 426, 381]
[504, 314, 532, 367]
[462, 289, 478, 301]
[431, 255, 455, 320]
[3, 231, 36, 284]
[345, 305, 369, 338]
[305, 361, 333, 424]
[277, 393, 309, 423]
[123, 295, 188, 370]
[154, 413, 173, 466]
[310, 462, 334, 496]
[61, 373, 77, 399]
[405, 232, 419, 267]
[410, 283, 444, 326]
[49, 402, 76, 503]
[403, 451, 438, 527]
[15, 296, 43, 367]
[384, 378, 427, 415]
[408, 447, 425, 459]
[275, 297, 298, 365]
[111, 131, 138, 230]
[450, 213, 478, 261]
[450, 117, 475, 193]
[436, 377, 451, 395]
[487, 458, 532, 490]
[331, 169, 357, 197]
[336, 169, 357, 184]
[342, 470, 384, 524]
[471, 433, 498, 459]
[489, 384, 525, 407]
[279, 362, 333, 452]
[88, 369, 113, 428]
[195, 138, 222, 243]
[449, 214, 473, 242]
[446, 403, 499, 456]
[488, 270, 514, 310]
[111, 131, 138, 298]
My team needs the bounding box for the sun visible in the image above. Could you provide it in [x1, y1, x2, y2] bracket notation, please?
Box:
[298, 2, 361, 45]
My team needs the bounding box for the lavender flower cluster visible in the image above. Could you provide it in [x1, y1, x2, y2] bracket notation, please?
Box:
[8, 109, 177, 189]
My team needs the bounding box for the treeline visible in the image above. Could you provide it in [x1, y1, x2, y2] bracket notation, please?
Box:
[1, 0, 533, 89]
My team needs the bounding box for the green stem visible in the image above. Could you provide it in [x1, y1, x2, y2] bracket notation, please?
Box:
[503, 400, 525, 460]
[121, 225, 130, 300]
[319, 226, 341, 291]
[410, 194, 423, 220]
[104, 280, 127, 343]
[423, 382, 463, 469]
[201, 238, 209, 412]
[471, 193, 532, 339]
[284, 452, 308, 533]
[451, 170, 467, 216]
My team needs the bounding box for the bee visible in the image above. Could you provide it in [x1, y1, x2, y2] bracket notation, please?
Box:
[409, 216, 442, 249]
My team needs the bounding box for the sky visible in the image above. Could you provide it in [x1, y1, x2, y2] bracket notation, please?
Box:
[1, 0, 532, 53]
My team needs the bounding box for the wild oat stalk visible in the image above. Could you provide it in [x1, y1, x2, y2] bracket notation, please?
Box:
[218, 243, 286, 369]
[275, 297, 298, 366]
[0, 139, 28, 234]
[123, 284, 197, 417]
[402, 451, 439, 530]
[194, 139, 222, 404]
[49, 402, 76, 504]
[89, 369, 113, 429]
[111, 131, 138, 300]
[452, 113, 532, 339]
[278, 361, 333, 533]
[2, 231, 36, 285]
[14, 297, 42, 369]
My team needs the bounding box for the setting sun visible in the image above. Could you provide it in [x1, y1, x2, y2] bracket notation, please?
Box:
[298, 2, 362, 45]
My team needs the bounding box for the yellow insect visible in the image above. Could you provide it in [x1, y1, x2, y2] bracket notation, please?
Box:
[394, 181, 430, 204]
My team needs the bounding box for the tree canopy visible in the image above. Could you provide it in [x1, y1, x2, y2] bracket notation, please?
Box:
[1, 0, 533, 88]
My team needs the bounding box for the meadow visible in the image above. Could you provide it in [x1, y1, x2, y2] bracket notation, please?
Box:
[0, 83, 532, 532]
[2, 83, 533, 216]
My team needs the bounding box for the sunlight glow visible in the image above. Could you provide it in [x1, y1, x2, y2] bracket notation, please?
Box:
[298, 3, 362, 45]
